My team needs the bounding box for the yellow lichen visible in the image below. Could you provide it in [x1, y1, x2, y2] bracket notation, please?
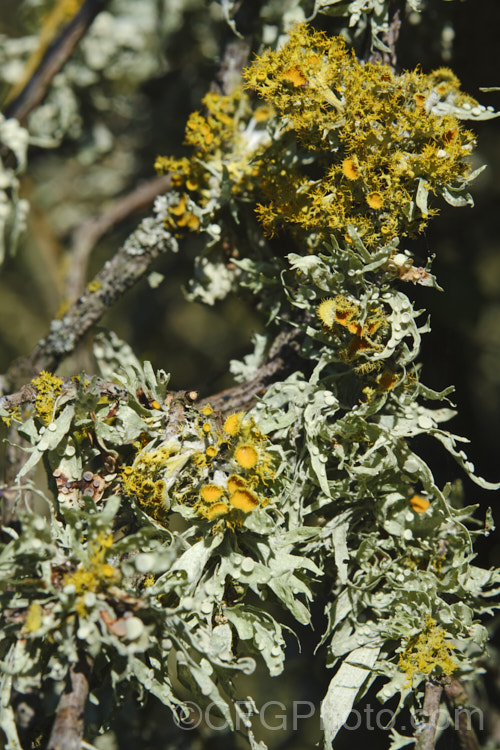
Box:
[154, 23, 479, 251]
[398, 615, 456, 686]
[234, 444, 259, 470]
[64, 532, 118, 603]
[1, 405, 21, 427]
[186, 413, 275, 524]
[200, 484, 224, 503]
[342, 157, 360, 180]
[316, 295, 388, 363]
[205, 502, 230, 520]
[227, 474, 247, 493]
[121, 445, 177, 524]
[241, 24, 477, 246]
[31, 370, 64, 425]
[229, 488, 260, 513]
[168, 194, 200, 231]
[24, 602, 43, 633]
[281, 65, 308, 87]
[410, 494, 431, 513]
[224, 412, 244, 436]
[366, 192, 384, 210]
[377, 370, 400, 391]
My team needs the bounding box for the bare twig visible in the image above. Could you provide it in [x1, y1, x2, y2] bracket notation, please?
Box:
[201, 324, 304, 416]
[0, 376, 128, 411]
[66, 174, 172, 301]
[368, 1, 404, 67]
[3, 0, 109, 124]
[444, 678, 481, 750]
[46, 653, 92, 750]
[415, 681, 443, 750]
[4, 215, 175, 389]
[0, 320, 302, 420]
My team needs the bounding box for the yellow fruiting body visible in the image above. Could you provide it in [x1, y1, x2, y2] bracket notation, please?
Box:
[229, 488, 259, 513]
[224, 412, 244, 437]
[377, 370, 401, 391]
[227, 474, 247, 493]
[205, 502, 230, 520]
[234, 444, 259, 470]
[200, 484, 224, 503]
[410, 494, 431, 513]
[342, 157, 360, 180]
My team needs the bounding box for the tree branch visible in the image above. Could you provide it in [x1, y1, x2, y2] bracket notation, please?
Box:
[444, 678, 481, 750]
[65, 174, 172, 301]
[201, 324, 304, 416]
[368, 1, 404, 67]
[4, 214, 176, 389]
[415, 681, 443, 750]
[46, 653, 92, 750]
[0, 376, 128, 412]
[3, 0, 110, 124]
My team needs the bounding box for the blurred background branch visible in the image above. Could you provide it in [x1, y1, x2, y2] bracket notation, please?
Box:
[4, 0, 109, 123]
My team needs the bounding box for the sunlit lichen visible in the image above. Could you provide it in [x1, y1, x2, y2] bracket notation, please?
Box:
[410, 494, 431, 513]
[31, 370, 64, 424]
[398, 615, 457, 685]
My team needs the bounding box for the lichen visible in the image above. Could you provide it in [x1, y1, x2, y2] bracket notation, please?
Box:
[398, 616, 457, 685]
[31, 370, 64, 424]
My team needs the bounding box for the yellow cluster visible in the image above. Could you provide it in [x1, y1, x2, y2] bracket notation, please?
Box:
[121, 446, 170, 525]
[154, 26, 480, 250]
[31, 370, 64, 424]
[120, 405, 274, 529]
[317, 295, 388, 361]
[155, 88, 271, 232]
[398, 615, 456, 686]
[63, 532, 118, 615]
[242, 24, 477, 246]
[198, 475, 260, 522]
[192, 408, 274, 525]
